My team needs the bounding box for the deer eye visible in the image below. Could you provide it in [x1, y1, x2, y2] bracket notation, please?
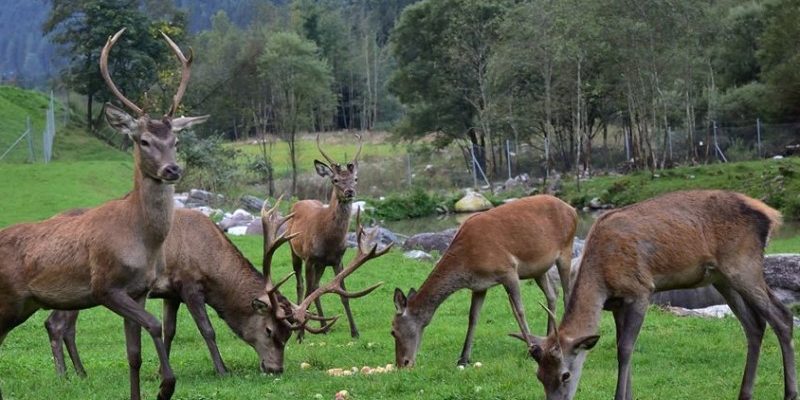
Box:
[333, 178, 340, 183]
[265, 327, 273, 337]
[561, 372, 571, 382]
[140, 139, 150, 147]
[354, 178, 358, 182]
[390, 330, 396, 338]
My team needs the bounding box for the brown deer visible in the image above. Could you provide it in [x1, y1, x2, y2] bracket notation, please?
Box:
[287, 134, 364, 339]
[392, 195, 577, 367]
[44, 202, 388, 376]
[0, 28, 207, 400]
[523, 190, 797, 400]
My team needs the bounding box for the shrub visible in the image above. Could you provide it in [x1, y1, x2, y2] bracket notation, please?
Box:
[369, 187, 444, 220]
[178, 131, 243, 193]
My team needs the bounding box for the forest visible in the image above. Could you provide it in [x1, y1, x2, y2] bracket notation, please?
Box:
[2, 0, 799, 183]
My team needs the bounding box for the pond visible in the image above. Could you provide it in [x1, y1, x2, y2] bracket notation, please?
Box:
[381, 210, 800, 240]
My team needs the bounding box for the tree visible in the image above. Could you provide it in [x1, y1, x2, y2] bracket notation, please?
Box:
[43, 0, 186, 132]
[758, 0, 800, 117]
[258, 31, 335, 195]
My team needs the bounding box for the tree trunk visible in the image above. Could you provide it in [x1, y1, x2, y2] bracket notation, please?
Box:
[87, 94, 93, 132]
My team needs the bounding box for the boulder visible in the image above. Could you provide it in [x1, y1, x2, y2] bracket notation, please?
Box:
[454, 191, 493, 213]
[185, 189, 224, 208]
[239, 195, 265, 213]
[245, 219, 263, 236]
[218, 209, 254, 231]
[651, 286, 725, 309]
[346, 227, 404, 248]
[588, 197, 603, 209]
[403, 228, 458, 253]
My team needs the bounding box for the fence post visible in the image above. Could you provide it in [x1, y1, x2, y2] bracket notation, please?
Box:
[506, 139, 512, 179]
[470, 144, 478, 188]
[712, 121, 727, 163]
[26, 116, 34, 162]
[756, 118, 762, 158]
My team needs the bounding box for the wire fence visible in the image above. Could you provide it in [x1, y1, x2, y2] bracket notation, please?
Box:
[1, 91, 58, 164]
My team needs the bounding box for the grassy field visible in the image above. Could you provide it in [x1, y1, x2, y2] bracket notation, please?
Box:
[229, 132, 406, 175]
[0, 235, 797, 400]
[562, 157, 800, 220]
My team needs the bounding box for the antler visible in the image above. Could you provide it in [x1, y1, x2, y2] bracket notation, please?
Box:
[351, 133, 363, 165]
[286, 210, 390, 333]
[316, 133, 339, 167]
[260, 195, 298, 278]
[160, 31, 194, 118]
[100, 28, 144, 116]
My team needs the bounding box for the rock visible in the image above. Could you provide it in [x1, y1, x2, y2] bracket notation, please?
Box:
[218, 209, 254, 231]
[588, 197, 603, 209]
[665, 304, 733, 319]
[239, 195, 265, 213]
[351, 201, 367, 214]
[404, 250, 433, 261]
[192, 206, 219, 217]
[227, 226, 248, 236]
[245, 219, 263, 235]
[173, 199, 185, 209]
[454, 191, 493, 212]
[403, 228, 458, 253]
[651, 286, 725, 309]
[764, 254, 800, 306]
[572, 237, 585, 258]
[186, 189, 224, 207]
[346, 226, 404, 248]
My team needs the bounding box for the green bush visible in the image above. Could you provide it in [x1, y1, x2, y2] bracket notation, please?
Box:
[178, 131, 243, 193]
[369, 187, 444, 220]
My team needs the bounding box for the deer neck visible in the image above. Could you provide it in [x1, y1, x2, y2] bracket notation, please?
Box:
[202, 248, 267, 338]
[559, 271, 607, 339]
[323, 189, 352, 236]
[129, 159, 174, 246]
[407, 259, 465, 327]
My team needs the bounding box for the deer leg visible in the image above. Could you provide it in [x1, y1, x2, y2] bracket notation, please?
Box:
[310, 264, 326, 321]
[534, 274, 558, 335]
[123, 311, 143, 400]
[503, 278, 532, 341]
[162, 299, 179, 359]
[181, 289, 228, 375]
[292, 253, 304, 303]
[611, 308, 631, 400]
[100, 290, 175, 400]
[613, 299, 647, 400]
[726, 262, 798, 400]
[45, 311, 69, 377]
[458, 290, 487, 366]
[714, 282, 765, 400]
[61, 310, 86, 378]
[333, 262, 359, 338]
[555, 250, 573, 306]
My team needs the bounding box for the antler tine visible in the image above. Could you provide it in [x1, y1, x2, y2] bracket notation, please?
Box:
[352, 133, 363, 164]
[100, 28, 144, 116]
[261, 195, 298, 278]
[539, 302, 560, 343]
[316, 133, 339, 167]
[160, 31, 194, 117]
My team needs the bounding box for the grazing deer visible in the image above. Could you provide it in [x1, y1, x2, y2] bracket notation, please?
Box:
[0, 28, 206, 400]
[523, 190, 797, 400]
[392, 195, 577, 367]
[44, 203, 388, 376]
[287, 134, 364, 339]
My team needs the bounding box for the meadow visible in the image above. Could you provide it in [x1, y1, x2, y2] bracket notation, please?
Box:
[0, 234, 797, 400]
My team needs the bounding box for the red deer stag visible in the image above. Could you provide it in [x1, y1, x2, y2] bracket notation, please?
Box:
[524, 190, 797, 400]
[0, 28, 207, 400]
[392, 195, 577, 367]
[288, 134, 364, 339]
[44, 203, 388, 376]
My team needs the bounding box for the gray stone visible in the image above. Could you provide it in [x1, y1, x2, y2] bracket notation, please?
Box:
[239, 195, 265, 213]
[588, 197, 603, 209]
[403, 228, 458, 253]
[245, 219, 263, 236]
[186, 189, 224, 207]
[346, 226, 404, 248]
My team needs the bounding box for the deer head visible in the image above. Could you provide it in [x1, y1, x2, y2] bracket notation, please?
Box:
[391, 287, 421, 368]
[101, 28, 208, 184]
[513, 306, 599, 400]
[251, 207, 388, 372]
[314, 134, 363, 202]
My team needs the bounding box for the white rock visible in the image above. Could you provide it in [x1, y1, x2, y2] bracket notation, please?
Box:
[457, 365, 465, 370]
[474, 362, 483, 368]
[227, 226, 248, 236]
[300, 362, 311, 370]
[232, 208, 252, 218]
[404, 250, 433, 261]
[351, 201, 367, 213]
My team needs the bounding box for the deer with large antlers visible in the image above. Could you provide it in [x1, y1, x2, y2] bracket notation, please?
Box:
[524, 190, 797, 400]
[0, 28, 206, 400]
[392, 195, 577, 368]
[287, 134, 365, 339]
[44, 201, 389, 377]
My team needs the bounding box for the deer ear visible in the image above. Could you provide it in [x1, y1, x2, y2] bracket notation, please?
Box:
[171, 115, 210, 132]
[314, 160, 333, 177]
[346, 162, 356, 172]
[104, 103, 139, 138]
[251, 297, 271, 314]
[393, 288, 408, 313]
[408, 288, 418, 299]
[570, 335, 600, 353]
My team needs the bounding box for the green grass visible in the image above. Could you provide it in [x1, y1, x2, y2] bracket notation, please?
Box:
[562, 157, 800, 220]
[0, 86, 126, 164]
[230, 132, 405, 176]
[0, 235, 797, 399]
[769, 235, 800, 254]
[0, 161, 133, 227]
